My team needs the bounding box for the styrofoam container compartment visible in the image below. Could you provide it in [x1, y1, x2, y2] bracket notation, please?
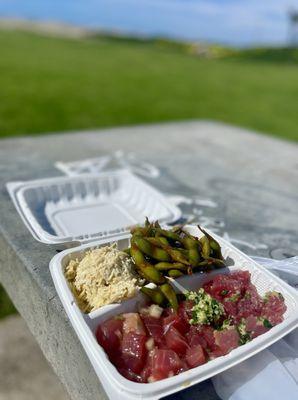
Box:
[6, 169, 181, 246]
[50, 225, 298, 400]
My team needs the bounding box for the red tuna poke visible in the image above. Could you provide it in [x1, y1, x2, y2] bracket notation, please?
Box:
[96, 270, 286, 383]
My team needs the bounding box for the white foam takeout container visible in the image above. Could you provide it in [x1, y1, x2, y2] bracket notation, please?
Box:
[6, 170, 298, 399]
[50, 225, 298, 400]
[6, 169, 181, 247]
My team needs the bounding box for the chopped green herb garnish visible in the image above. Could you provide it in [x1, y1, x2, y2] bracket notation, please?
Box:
[237, 320, 251, 345]
[263, 318, 273, 328]
[226, 293, 240, 302]
[221, 289, 229, 296]
[185, 288, 225, 326]
[220, 319, 232, 330]
[263, 291, 284, 303]
[239, 333, 251, 345]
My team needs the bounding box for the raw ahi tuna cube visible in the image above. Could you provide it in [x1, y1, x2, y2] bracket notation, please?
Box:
[123, 313, 146, 335]
[121, 332, 147, 374]
[213, 327, 239, 356]
[229, 270, 251, 288]
[262, 292, 287, 326]
[203, 274, 242, 301]
[178, 300, 194, 325]
[141, 315, 164, 346]
[186, 325, 208, 349]
[163, 312, 190, 335]
[185, 345, 206, 368]
[244, 316, 270, 339]
[149, 349, 182, 381]
[197, 325, 217, 351]
[165, 326, 189, 356]
[237, 284, 263, 319]
[96, 318, 123, 359]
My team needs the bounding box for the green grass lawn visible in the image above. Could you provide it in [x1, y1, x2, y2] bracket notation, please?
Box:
[0, 30, 298, 141]
[1, 30, 298, 319]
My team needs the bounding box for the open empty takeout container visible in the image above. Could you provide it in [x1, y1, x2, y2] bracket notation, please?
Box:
[6, 169, 181, 246]
[6, 170, 298, 399]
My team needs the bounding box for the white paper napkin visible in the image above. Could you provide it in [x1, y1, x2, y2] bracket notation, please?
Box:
[212, 257, 298, 400]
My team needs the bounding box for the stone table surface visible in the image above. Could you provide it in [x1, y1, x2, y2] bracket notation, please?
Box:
[0, 120, 298, 400]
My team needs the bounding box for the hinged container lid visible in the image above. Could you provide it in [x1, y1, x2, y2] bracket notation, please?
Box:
[7, 169, 181, 245]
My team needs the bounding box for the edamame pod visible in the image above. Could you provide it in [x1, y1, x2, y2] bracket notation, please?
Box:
[155, 228, 181, 242]
[159, 283, 178, 310]
[130, 245, 165, 284]
[207, 257, 225, 267]
[134, 236, 170, 262]
[182, 236, 198, 249]
[155, 262, 187, 271]
[168, 269, 184, 278]
[198, 225, 223, 260]
[200, 235, 211, 259]
[166, 248, 190, 265]
[188, 247, 200, 266]
[140, 287, 166, 305]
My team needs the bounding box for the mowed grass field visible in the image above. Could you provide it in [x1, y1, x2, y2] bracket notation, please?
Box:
[0, 30, 298, 141]
[1, 29, 298, 319]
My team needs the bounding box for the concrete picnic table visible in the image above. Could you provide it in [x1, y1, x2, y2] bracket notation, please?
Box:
[0, 121, 297, 400]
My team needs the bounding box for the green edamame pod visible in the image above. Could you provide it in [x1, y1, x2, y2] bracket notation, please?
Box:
[179, 248, 189, 257]
[151, 247, 171, 262]
[159, 283, 178, 310]
[195, 260, 209, 267]
[168, 269, 184, 278]
[130, 245, 165, 284]
[207, 257, 225, 267]
[200, 235, 211, 259]
[155, 228, 181, 242]
[131, 222, 155, 237]
[133, 236, 152, 255]
[130, 244, 146, 264]
[182, 236, 198, 249]
[166, 248, 190, 265]
[134, 236, 170, 262]
[159, 237, 169, 246]
[188, 247, 200, 266]
[147, 236, 169, 247]
[154, 220, 161, 229]
[140, 287, 166, 305]
[130, 226, 148, 237]
[155, 262, 186, 271]
[146, 237, 163, 246]
[197, 225, 223, 260]
[147, 238, 190, 265]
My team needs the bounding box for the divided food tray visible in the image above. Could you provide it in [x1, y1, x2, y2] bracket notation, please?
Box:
[6, 169, 181, 246]
[50, 225, 298, 400]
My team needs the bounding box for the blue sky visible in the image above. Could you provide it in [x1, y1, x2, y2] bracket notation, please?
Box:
[0, 0, 298, 46]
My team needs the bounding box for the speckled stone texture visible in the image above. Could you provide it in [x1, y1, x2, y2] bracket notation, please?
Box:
[0, 315, 69, 400]
[0, 121, 297, 400]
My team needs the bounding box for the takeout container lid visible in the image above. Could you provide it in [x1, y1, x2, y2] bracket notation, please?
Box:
[6, 169, 181, 246]
[50, 225, 298, 400]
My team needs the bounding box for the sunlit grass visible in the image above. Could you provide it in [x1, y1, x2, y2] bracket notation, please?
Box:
[0, 30, 297, 141]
